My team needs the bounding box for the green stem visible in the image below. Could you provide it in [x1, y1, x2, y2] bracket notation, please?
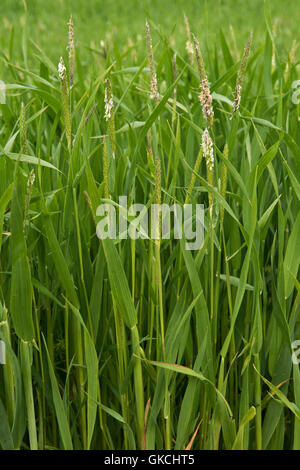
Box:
[21, 340, 38, 450]
[131, 325, 144, 449]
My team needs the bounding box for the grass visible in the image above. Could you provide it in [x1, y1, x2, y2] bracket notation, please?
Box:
[1, 0, 299, 63]
[0, 0, 299, 450]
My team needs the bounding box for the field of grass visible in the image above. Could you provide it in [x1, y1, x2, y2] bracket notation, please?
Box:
[0, 0, 300, 451]
[1, 0, 299, 61]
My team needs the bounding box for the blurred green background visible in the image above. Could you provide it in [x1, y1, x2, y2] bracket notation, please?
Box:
[0, 0, 299, 65]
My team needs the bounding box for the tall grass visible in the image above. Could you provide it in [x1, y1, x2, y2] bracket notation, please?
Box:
[0, 1, 299, 450]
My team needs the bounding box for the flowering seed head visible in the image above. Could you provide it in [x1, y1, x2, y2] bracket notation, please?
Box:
[193, 35, 206, 81]
[68, 15, 74, 48]
[202, 128, 214, 216]
[240, 32, 253, 79]
[145, 20, 159, 102]
[202, 128, 214, 172]
[231, 32, 252, 117]
[67, 15, 75, 89]
[150, 74, 159, 101]
[58, 57, 66, 81]
[28, 169, 35, 187]
[104, 78, 116, 156]
[193, 35, 214, 126]
[199, 76, 214, 125]
[184, 14, 194, 64]
[232, 83, 242, 115]
[58, 56, 71, 151]
[104, 78, 113, 122]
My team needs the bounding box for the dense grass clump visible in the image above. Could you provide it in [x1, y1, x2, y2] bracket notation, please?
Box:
[0, 1, 299, 450]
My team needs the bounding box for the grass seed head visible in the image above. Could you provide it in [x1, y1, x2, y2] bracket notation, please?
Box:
[67, 15, 75, 89]
[199, 76, 214, 127]
[202, 128, 214, 215]
[104, 77, 116, 157]
[193, 35, 214, 127]
[145, 20, 159, 102]
[58, 56, 67, 81]
[58, 56, 71, 151]
[193, 34, 206, 81]
[104, 78, 113, 122]
[202, 128, 214, 173]
[184, 14, 194, 65]
[240, 32, 253, 79]
[231, 83, 242, 116]
[231, 32, 252, 117]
